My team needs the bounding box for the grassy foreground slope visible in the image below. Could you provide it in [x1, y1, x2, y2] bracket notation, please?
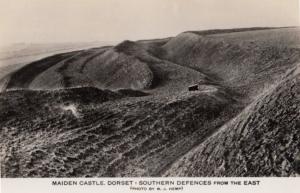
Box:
[0, 27, 300, 177]
[164, 64, 300, 177]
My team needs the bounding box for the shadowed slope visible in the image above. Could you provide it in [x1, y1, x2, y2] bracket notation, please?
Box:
[0, 51, 78, 91]
[1, 40, 210, 93]
[0, 85, 240, 177]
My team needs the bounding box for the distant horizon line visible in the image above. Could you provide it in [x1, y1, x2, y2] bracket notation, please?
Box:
[2, 25, 299, 47]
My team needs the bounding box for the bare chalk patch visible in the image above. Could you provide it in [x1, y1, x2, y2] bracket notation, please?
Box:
[60, 104, 81, 118]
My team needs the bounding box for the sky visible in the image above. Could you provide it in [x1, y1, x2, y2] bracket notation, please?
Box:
[0, 0, 299, 45]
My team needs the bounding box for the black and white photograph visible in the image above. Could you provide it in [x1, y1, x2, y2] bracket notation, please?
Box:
[0, 0, 299, 192]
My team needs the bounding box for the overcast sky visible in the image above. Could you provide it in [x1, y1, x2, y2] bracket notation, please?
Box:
[0, 0, 299, 45]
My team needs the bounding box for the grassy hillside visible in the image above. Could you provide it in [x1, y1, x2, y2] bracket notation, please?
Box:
[164, 64, 300, 177]
[1, 27, 299, 177]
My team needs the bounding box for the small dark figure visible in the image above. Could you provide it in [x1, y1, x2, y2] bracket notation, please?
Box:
[188, 85, 198, 91]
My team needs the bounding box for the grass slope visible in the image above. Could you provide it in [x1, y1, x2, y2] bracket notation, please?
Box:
[0, 27, 299, 177]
